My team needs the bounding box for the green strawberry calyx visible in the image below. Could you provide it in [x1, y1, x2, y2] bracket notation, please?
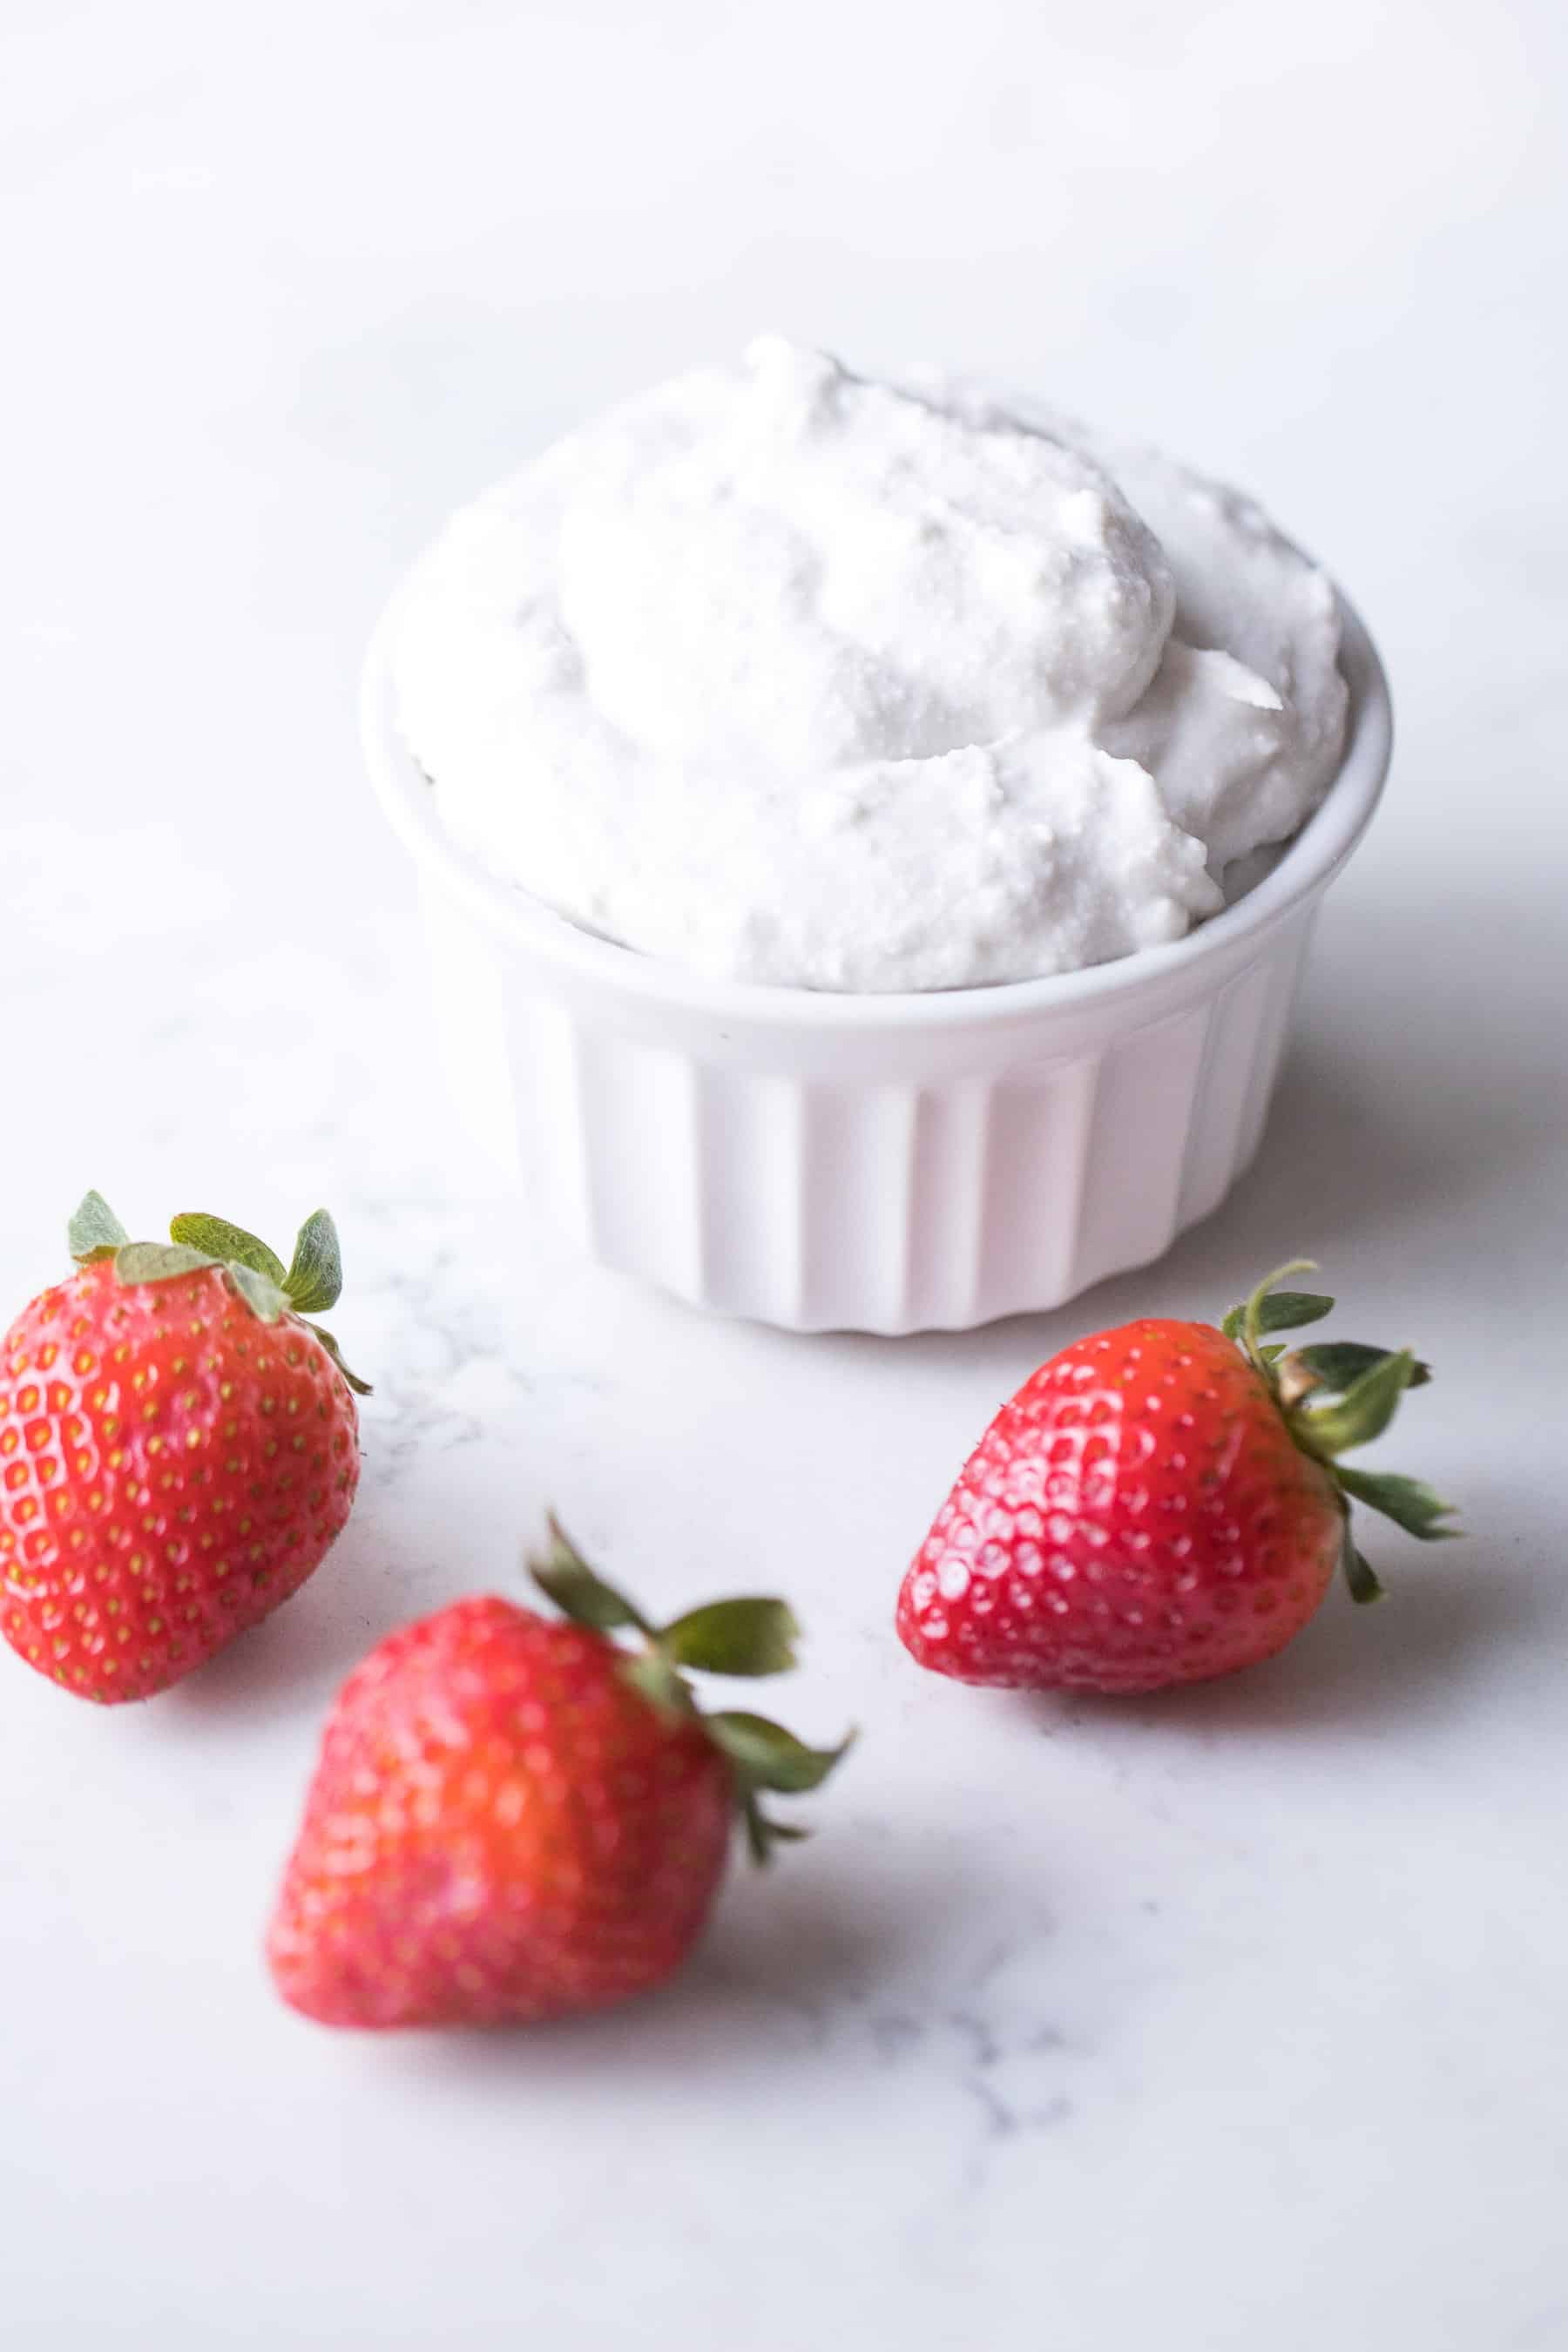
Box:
[1222, 1259, 1458, 1605]
[530, 1517, 853, 1863]
[66, 1191, 371, 1395]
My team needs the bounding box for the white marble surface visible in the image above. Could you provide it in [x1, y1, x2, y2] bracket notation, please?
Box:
[3, 4, 1567, 2346]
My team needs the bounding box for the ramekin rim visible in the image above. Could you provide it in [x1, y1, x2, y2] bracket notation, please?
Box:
[361, 578, 1391, 1032]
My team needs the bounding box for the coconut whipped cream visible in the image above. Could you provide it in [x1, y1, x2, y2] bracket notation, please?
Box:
[393, 338, 1347, 992]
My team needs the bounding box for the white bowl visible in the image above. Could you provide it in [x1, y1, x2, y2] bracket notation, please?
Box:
[362, 588, 1391, 1335]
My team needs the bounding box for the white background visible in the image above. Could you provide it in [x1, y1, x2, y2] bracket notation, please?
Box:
[3, 3, 1566, 2347]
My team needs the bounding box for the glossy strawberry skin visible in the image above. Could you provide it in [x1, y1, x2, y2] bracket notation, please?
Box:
[267, 1597, 735, 2029]
[0, 1262, 359, 1703]
[897, 1319, 1346, 1695]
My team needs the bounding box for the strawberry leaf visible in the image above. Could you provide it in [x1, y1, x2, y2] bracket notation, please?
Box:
[283, 1210, 343, 1315]
[1336, 1466, 1461, 1541]
[1294, 1342, 1431, 1396]
[1222, 1260, 1454, 1610]
[1298, 1348, 1416, 1456]
[1251, 1289, 1335, 1337]
[705, 1711, 853, 1794]
[661, 1598, 800, 1678]
[170, 1213, 287, 1288]
[69, 1191, 130, 1265]
[740, 1793, 774, 1866]
[529, 1524, 849, 1865]
[226, 1262, 290, 1322]
[303, 1321, 373, 1397]
[538, 1562, 644, 1634]
[532, 1517, 650, 1635]
[740, 1794, 813, 1866]
[1342, 1538, 1387, 1605]
[619, 1650, 693, 1718]
[115, 1241, 218, 1285]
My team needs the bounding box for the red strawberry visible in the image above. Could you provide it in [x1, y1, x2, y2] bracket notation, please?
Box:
[897, 1261, 1456, 1696]
[0, 1193, 368, 1704]
[267, 1527, 850, 2029]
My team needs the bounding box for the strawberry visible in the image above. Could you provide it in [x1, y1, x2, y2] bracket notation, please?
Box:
[267, 1526, 850, 2029]
[0, 1193, 368, 1704]
[897, 1261, 1457, 1696]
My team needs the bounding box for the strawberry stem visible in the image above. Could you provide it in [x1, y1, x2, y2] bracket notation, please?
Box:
[64, 1193, 371, 1393]
[1220, 1260, 1459, 1604]
[529, 1521, 852, 1864]
[1225, 1259, 1330, 1375]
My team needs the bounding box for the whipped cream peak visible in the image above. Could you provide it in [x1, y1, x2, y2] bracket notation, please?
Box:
[394, 339, 1346, 991]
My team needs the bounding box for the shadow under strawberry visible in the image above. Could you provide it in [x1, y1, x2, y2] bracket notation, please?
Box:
[1010, 1504, 1531, 1740]
[159, 1507, 394, 1723]
[352, 1835, 1001, 2081]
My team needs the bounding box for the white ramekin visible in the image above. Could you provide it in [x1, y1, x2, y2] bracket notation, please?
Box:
[362, 590, 1390, 1335]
